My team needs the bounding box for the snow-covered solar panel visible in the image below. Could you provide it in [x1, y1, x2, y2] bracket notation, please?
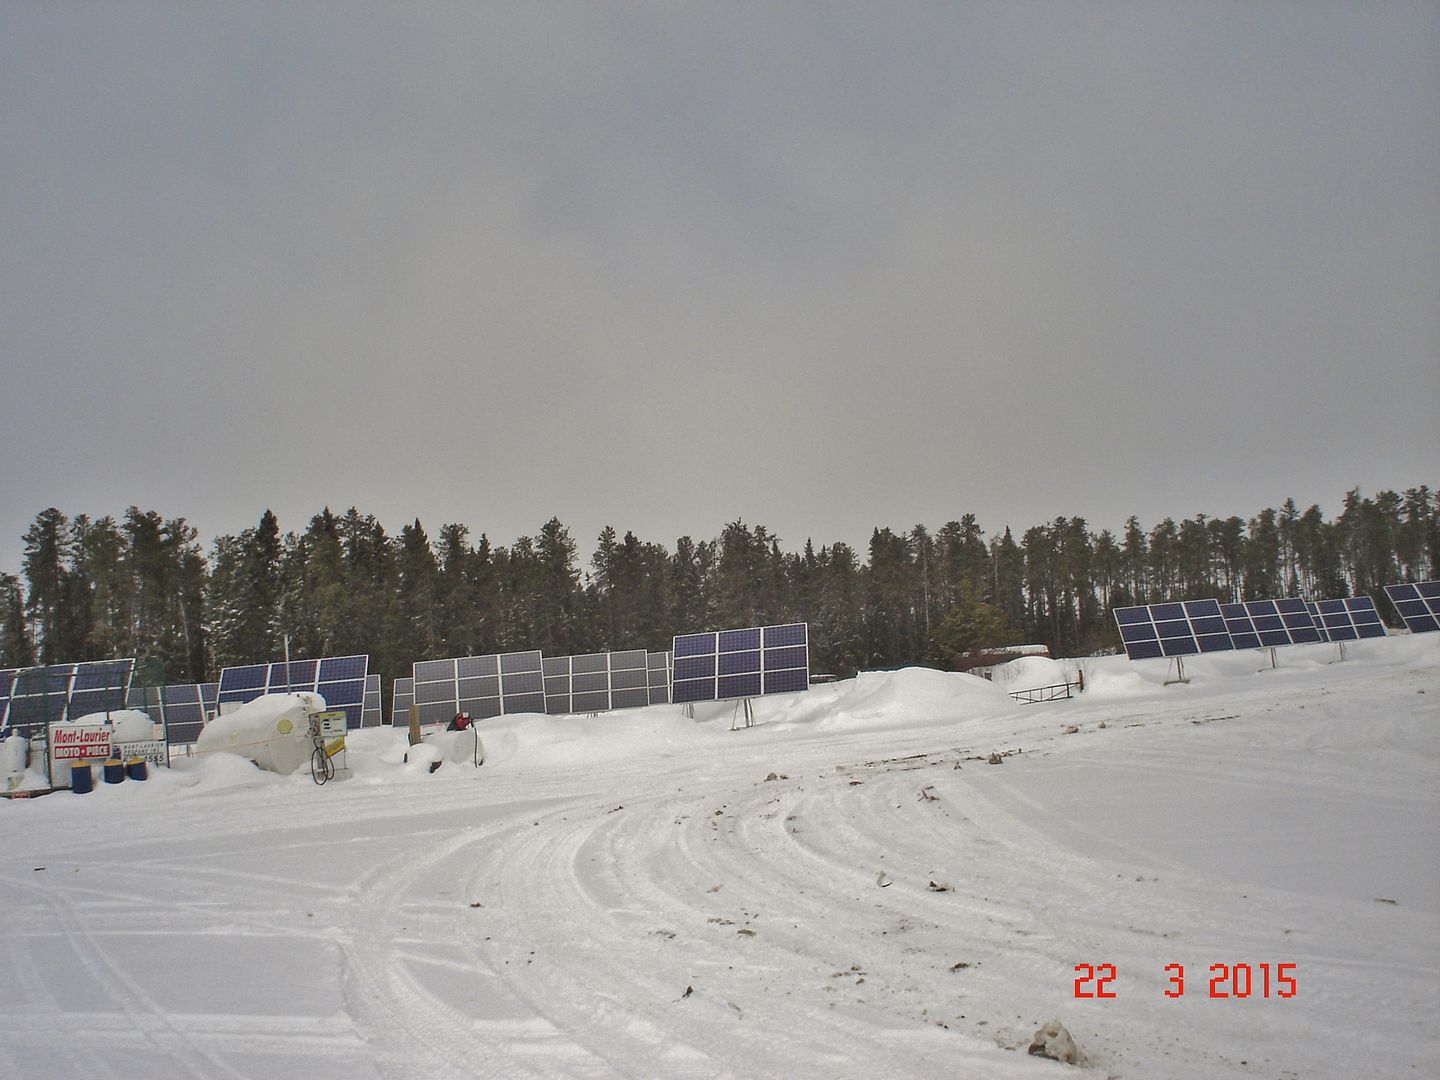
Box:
[1307, 597, 1388, 642]
[411, 651, 545, 725]
[1383, 581, 1440, 634]
[217, 655, 370, 728]
[671, 623, 810, 704]
[1113, 600, 1233, 660]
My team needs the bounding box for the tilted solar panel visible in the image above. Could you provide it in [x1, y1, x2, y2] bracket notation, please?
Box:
[217, 656, 371, 728]
[671, 623, 810, 703]
[391, 677, 414, 725]
[0, 659, 134, 734]
[1113, 600, 1233, 660]
[1308, 596, 1388, 642]
[411, 651, 546, 725]
[1383, 581, 1440, 634]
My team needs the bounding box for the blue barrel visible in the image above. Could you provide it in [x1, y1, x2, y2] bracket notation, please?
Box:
[70, 763, 93, 794]
[102, 759, 125, 784]
[126, 757, 148, 781]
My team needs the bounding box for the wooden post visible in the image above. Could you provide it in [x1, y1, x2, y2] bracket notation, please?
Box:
[407, 703, 422, 746]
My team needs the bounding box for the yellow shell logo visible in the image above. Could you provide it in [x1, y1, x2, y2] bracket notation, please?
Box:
[277, 718, 294, 735]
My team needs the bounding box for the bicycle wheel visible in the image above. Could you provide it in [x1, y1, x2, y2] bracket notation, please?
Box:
[312, 745, 334, 784]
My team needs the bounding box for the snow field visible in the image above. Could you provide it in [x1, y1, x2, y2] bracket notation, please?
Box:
[0, 636, 1436, 1078]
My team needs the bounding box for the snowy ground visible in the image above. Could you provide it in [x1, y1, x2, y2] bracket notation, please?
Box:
[2, 637, 1437, 1079]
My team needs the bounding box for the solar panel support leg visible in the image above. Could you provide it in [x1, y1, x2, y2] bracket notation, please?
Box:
[1164, 657, 1189, 686]
[730, 699, 755, 731]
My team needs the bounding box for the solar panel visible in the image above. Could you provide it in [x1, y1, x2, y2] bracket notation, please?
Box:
[647, 651, 671, 706]
[671, 623, 810, 704]
[1383, 581, 1440, 634]
[216, 655, 371, 728]
[0, 659, 135, 735]
[126, 681, 217, 745]
[410, 651, 546, 725]
[1217, 598, 1324, 650]
[362, 674, 383, 727]
[1307, 596, 1388, 642]
[1113, 600, 1234, 660]
[542, 650, 654, 715]
[391, 677, 414, 725]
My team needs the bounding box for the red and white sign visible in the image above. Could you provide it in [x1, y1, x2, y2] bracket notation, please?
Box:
[50, 725, 113, 762]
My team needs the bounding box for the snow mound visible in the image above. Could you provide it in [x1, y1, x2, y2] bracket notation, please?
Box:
[988, 655, 1073, 693]
[809, 667, 1019, 731]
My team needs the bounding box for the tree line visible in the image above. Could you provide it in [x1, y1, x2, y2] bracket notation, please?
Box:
[1, 487, 1434, 694]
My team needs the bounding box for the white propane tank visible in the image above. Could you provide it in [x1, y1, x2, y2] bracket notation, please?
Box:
[2, 734, 28, 788]
[194, 692, 326, 775]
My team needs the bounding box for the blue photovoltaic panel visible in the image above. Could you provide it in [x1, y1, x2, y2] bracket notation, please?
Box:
[0, 659, 134, 734]
[1113, 600, 1233, 661]
[1219, 599, 1322, 649]
[1384, 581, 1440, 635]
[671, 623, 810, 704]
[410, 651, 545, 725]
[1308, 597, 1388, 643]
[217, 656, 371, 728]
[127, 681, 217, 745]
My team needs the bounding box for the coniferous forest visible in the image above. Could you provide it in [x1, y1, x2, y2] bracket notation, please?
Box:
[1, 487, 1435, 698]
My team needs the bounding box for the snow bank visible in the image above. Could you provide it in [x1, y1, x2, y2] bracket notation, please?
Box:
[803, 667, 1019, 732]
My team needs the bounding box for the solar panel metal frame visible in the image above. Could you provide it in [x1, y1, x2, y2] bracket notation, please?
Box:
[1307, 596, 1388, 643]
[1383, 581, 1440, 635]
[671, 623, 810, 704]
[410, 650, 546, 725]
[1112, 600, 1234, 660]
[216, 655, 371, 728]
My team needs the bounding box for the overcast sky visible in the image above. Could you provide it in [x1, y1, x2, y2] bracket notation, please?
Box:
[2, 1, 1436, 577]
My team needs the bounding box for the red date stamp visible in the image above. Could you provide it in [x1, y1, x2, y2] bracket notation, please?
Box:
[1073, 963, 1297, 999]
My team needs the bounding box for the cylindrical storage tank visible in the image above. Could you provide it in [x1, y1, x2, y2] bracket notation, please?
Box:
[102, 759, 125, 784]
[2, 734, 26, 784]
[193, 693, 325, 775]
[126, 757, 148, 781]
[70, 763, 93, 794]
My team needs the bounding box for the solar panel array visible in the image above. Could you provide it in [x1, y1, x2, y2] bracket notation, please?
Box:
[1218, 599, 1324, 649]
[127, 682, 220, 744]
[0, 659, 135, 736]
[671, 623, 810, 704]
[1113, 600, 1234, 660]
[1118, 595, 1398, 661]
[1307, 597, 1387, 642]
[1383, 581, 1440, 634]
[217, 655, 370, 728]
[543, 650, 651, 714]
[411, 650, 545, 725]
